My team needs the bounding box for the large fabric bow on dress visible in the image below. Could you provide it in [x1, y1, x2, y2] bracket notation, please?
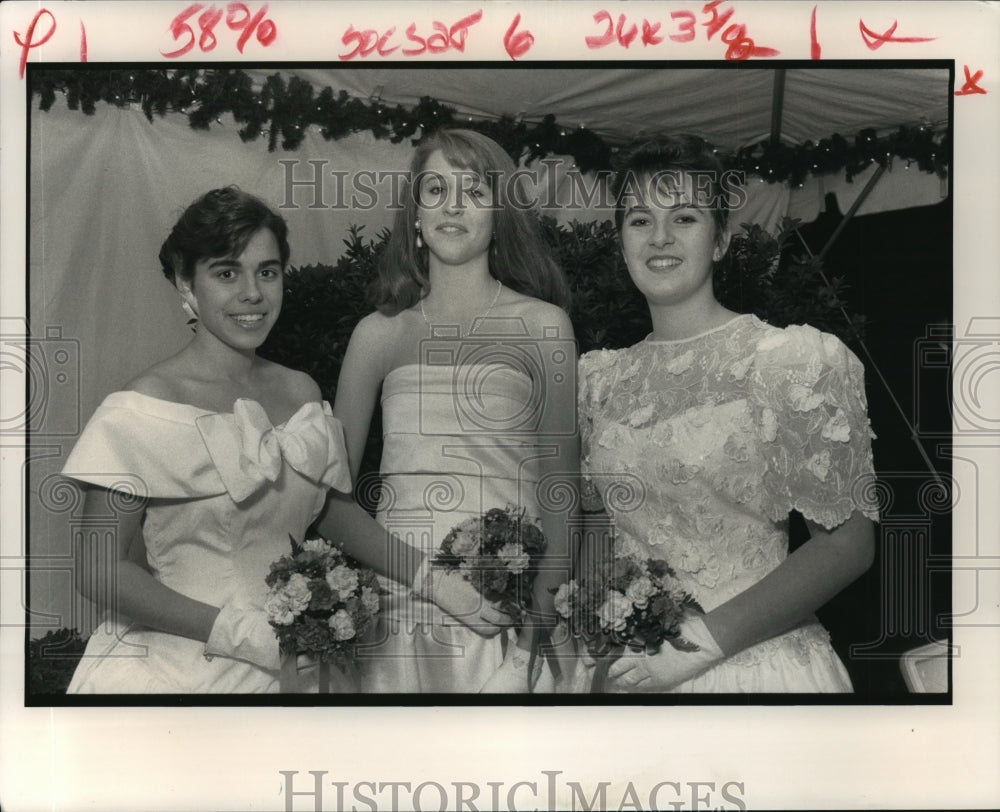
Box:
[197, 399, 351, 502]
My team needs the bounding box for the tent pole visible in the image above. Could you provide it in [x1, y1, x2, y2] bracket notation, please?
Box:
[817, 163, 887, 261]
[801, 161, 945, 491]
[769, 69, 786, 145]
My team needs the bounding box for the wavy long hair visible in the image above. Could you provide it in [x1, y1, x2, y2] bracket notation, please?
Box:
[371, 129, 570, 315]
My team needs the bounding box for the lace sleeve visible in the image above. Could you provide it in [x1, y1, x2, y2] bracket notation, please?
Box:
[748, 325, 879, 528]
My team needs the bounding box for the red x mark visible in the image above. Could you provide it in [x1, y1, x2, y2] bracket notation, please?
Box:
[859, 18, 934, 50]
[955, 65, 986, 96]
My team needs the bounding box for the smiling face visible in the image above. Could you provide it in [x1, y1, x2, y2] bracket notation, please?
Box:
[619, 171, 730, 309]
[416, 150, 495, 271]
[180, 227, 284, 353]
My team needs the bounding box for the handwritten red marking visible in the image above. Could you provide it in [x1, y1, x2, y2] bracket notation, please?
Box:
[859, 19, 934, 50]
[669, 10, 697, 42]
[722, 22, 778, 59]
[641, 19, 663, 46]
[589, 4, 773, 56]
[426, 21, 453, 52]
[586, 11, 616, 48]
[162, 4, 204, 57]
[401, 23, 425, 56]
[441, 10, 482, 51]
[616, 14, 638, 47]
[163, 3, 276, 57]
[586, 11, 635, 48]
[810, 6, 820, 59]
[380, 10, 481, 58]
[340, 25, 398, 60]
[955, 65, 986, 96]
[587, 10, 662, 48]
[197, 5, 224, 51]
[703, 1, 778, 58]
[503, 14, 534, 60]
[13, 9, 57, 79]
[79, 20, 87, 62]
[226, 3, 277, 52]
[702, 0, 735, 39]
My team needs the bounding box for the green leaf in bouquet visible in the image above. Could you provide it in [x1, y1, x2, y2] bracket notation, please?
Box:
[666, 634, 701, 653]
[682, 593, 705, 614]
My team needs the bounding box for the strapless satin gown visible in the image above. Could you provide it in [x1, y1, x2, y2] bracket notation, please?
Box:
[359, 363, 547, 693]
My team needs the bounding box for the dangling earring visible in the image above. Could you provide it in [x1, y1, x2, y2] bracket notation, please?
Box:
[180, 298, 198, 331]
[415, 219, 424, 249]
[177, 278, 199, 331]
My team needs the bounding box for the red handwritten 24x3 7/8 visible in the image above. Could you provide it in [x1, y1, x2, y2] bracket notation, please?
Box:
[586, 1, 779, 59]
[162, 2, 277, 58]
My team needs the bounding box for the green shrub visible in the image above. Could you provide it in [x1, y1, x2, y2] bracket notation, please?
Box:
[28, 628, 88, 696]
[717, 217, 868, 343]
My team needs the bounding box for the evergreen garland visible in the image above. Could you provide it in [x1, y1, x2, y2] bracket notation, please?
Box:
[30, 68, 948, 183]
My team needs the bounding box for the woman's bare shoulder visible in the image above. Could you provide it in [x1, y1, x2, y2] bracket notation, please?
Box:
[259, 360, 322, 404]
[121, 354, 189, 400]
[504, 293, 575, 338]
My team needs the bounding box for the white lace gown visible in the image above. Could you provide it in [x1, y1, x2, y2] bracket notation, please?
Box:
[359, 363, 545, 693]
[61, 392, 351, 694]
[578, 314, 879, 693]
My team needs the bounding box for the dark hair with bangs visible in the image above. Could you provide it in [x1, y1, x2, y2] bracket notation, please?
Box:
[611, 134, 737, 237]
[159, 186, 290, 286]
[371, 129, 570, 315]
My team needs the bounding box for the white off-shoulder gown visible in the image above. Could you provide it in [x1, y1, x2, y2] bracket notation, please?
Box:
[61, 392, 351, 694]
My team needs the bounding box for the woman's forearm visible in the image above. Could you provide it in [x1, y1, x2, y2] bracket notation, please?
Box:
[516, 500, 577, 651]
[79, 558, 220, 643]
[75, 486, 220, 643]
[314, 491, 425, 587]
[701, 512, 875, 656]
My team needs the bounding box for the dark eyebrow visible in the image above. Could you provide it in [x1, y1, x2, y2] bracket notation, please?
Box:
[207, 258, 282, 269]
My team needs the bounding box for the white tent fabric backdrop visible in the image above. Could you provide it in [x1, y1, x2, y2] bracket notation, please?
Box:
[26, 66, 949, 636]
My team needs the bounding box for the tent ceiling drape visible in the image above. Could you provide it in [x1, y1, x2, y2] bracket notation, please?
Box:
[267, 66, 951, 149]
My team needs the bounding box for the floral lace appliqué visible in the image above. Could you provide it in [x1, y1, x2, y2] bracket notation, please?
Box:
[664, 350, 695, 375]
[821, 408, 851, 443]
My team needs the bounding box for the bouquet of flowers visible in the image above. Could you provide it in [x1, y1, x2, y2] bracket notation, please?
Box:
[264, 535, 382, 692]
[554, 552, 702, 692]
[432, 506, 546, 625]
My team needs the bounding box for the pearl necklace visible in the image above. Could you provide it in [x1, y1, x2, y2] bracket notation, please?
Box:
[419, 279, 503, 333]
